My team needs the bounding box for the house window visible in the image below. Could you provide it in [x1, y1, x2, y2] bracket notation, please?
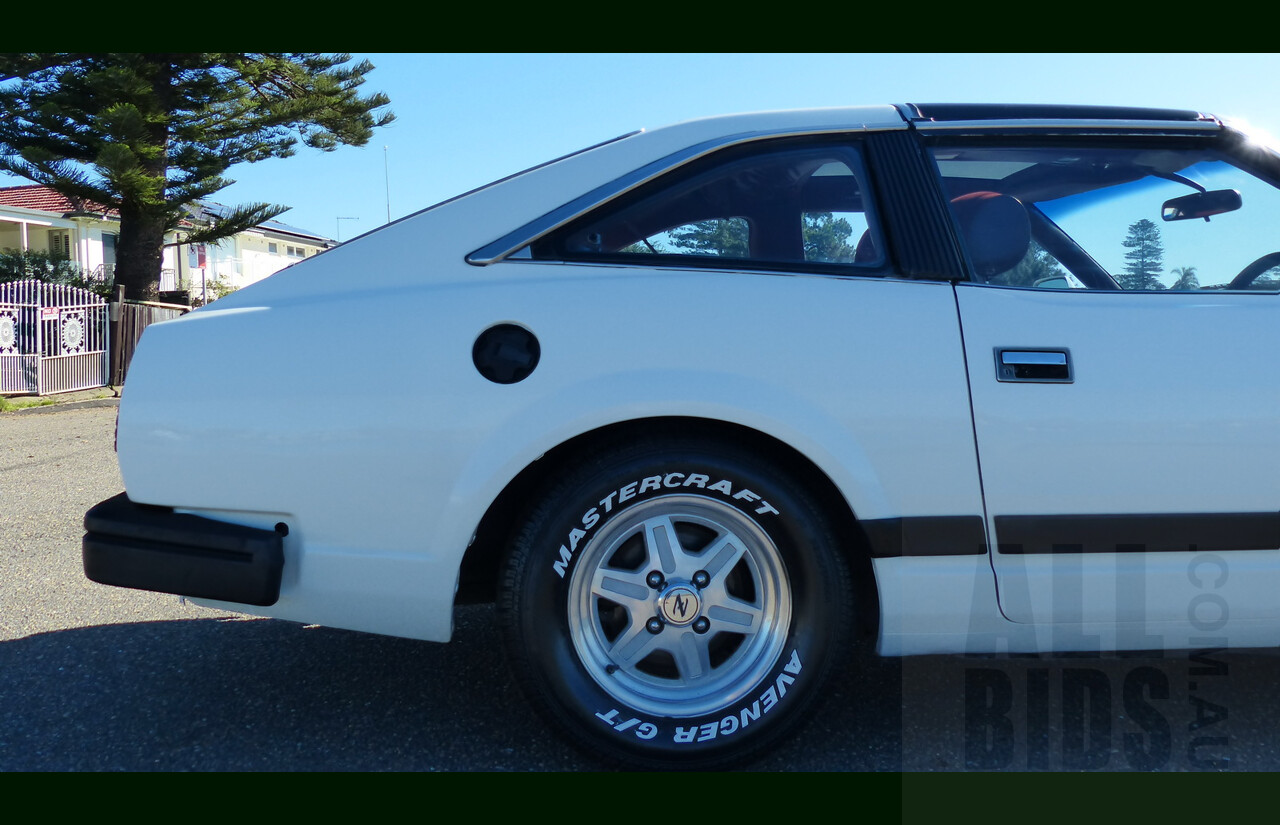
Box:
[48, 230, 71, 259]
[268, 242, 278, 254]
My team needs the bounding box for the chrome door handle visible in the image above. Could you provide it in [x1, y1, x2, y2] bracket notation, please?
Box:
[995, 348, 1072, 383]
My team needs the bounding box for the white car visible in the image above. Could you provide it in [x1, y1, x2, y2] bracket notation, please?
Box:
[84, 104, 1280, 769]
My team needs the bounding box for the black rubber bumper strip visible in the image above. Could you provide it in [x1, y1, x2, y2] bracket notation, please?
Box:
[83, 492, 285, 606]
[994, 512, 1280, 555]
[861, 515, 987, 557]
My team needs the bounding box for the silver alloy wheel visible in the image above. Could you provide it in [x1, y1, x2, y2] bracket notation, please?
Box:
[567, 494, 791, 717]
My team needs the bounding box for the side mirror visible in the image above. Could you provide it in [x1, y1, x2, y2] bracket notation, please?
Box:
[1162, 189, 1242, 222]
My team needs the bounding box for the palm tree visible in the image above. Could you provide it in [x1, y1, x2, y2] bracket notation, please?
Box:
[1170, 266, 1199, 291]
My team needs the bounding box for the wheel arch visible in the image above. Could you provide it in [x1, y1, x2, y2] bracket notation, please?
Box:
[457, 415, 880, 640]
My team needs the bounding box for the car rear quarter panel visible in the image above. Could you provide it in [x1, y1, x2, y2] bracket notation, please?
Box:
[116, 106, 982, 642]
[118, 257, 982, 641]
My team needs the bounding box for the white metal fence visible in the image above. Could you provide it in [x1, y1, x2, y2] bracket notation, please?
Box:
[0, 280, 109, 395]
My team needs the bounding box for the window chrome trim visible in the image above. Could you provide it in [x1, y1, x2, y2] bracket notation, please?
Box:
[465, 123, 905, 266]
[480, 255, 936, 286]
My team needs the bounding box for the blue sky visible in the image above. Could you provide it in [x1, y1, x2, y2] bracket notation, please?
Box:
[9, 54, 1280, 242]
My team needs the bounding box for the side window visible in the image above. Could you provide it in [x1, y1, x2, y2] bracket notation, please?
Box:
[930, 142, 1280, 292]
[536, 143, 883, 270]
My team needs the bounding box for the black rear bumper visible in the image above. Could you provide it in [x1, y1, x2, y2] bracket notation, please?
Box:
[83, 493, 285, 607]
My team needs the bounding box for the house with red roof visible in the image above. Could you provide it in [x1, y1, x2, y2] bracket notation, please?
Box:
[0, 184, 334, 303]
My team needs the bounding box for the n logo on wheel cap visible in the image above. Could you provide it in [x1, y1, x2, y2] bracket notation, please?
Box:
[660, 586, 700, 626]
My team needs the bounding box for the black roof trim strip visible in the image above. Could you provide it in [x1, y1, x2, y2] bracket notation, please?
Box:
[901, 103, 1217, 125]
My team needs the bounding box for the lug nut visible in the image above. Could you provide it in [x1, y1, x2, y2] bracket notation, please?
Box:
[646, 571, 665, 588]
[693, 617, 710, 634]
[646, 617, 665, 634]
[692, 570, 710, 588]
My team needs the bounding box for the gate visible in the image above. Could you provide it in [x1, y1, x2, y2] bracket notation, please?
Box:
[116, 299, 188, 385]
[0, 280, 109, 395]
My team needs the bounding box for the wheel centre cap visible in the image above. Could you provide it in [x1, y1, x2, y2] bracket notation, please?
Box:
[659, 585, 700, 626]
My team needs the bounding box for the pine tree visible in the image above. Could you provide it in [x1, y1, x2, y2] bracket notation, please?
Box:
[1120, 219, 1166, 290]
[801, 212, 856, 263]
[0, 54, 393, 299]
[669, 219, 750, 257]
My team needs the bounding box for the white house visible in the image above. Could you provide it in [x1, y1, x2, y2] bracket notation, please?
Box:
[0, 185, 334, 303]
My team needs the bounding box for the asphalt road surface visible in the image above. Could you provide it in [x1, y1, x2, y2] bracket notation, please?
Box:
[3, 404, 1278, 771]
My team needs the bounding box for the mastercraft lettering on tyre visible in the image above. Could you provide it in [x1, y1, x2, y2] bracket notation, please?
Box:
[499, 437, 851, 768]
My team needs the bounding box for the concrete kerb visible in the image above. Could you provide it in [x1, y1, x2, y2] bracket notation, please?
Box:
[3, 386, 122, 415]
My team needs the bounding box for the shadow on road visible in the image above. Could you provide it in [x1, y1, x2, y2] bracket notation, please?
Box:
[0, 604, 903, 771]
